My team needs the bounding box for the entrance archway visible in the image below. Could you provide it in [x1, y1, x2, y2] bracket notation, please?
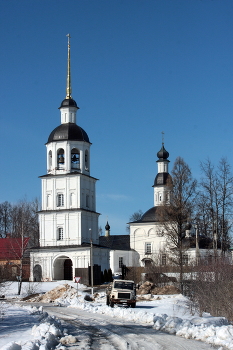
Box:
[53, 256, 73, 280]
[64, 259, 73, 280]
[33, 264, 42, 281]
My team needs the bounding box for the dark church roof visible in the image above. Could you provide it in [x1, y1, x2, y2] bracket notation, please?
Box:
[132, 206, 159, 223]
[47, 123, 90, 143]
[153, 172, 172, 186]
[99, 235, 130, 250]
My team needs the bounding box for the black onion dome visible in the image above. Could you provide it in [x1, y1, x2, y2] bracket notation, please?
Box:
[157, 144, 169, 161]
[59, 98, 79, 109]
[185, 222, 192, 231]
[154, 173, 172, 186]
[47, 123, 90, 143]
[105, 221, 110, 230]
[135, 207, 159, 223]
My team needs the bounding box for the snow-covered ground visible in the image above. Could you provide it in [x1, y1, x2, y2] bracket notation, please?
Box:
[0, 280, 233, 349]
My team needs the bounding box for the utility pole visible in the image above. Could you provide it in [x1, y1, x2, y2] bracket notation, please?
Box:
[89, 228, 94, 295]
[18, 221, 24, 295]
[195, 224, 200, 265]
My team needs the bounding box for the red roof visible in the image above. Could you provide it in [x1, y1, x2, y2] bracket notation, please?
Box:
[0, 237, 30, 260]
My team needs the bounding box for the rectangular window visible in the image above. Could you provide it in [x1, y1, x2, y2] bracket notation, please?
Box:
[119, 257, 123, 268]
[162, 254, 166, 266]
[183, 254, 188, 265]
[57, 194, 64, 207]
[86, 195, 89, 208]
[145, 242, 152, 254]
[47, 194, 51, 208]
[58, 227, 64, 240]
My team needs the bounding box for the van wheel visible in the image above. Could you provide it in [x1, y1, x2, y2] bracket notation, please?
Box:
[131, 303, 136, 308]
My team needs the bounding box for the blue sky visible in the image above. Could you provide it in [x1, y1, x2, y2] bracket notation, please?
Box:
[0, 0, 233, 235]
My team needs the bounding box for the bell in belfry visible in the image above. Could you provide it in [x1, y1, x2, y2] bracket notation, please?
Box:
[58, 154, 64, 163]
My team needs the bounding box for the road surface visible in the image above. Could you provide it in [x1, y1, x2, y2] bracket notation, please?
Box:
[44, 305, 216, 350]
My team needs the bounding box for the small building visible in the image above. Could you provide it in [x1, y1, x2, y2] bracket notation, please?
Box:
[99, 223, 138, 274]
[0, 237, 30, 280]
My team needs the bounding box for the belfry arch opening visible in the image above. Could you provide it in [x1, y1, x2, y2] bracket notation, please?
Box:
[53, 256, 73, 280]
[71, 148, 80, 169]
[85, 150, 89, 170]
[48, 150, 52, 170]
[57, 149, 65, 169]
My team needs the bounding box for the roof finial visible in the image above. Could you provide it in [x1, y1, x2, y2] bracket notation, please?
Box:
[66, 34, 72, 99]
[162, 131, 164, 145]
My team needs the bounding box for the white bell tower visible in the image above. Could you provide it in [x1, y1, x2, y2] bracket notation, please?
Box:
[153, 140, 172, 206]
[38, 34, 99, 248]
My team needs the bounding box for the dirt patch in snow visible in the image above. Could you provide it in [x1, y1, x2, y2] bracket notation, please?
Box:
[24, 284, 77, 303]
[152, 285, 180, 295]
[138, 281, 180, 296]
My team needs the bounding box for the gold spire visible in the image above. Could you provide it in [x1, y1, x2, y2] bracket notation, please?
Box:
[66, 34, 72, 99]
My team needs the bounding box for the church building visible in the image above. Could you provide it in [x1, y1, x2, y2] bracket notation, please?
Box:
[30, 35, 110, 282]
[129, 143, 172, 267]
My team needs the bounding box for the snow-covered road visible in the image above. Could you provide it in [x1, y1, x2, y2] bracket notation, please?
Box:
[2, 281, 233, 349]
[44, 305, 215, 350]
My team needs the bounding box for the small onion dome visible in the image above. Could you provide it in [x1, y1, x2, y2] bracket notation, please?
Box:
[185, 222, 192, 231]
[157, 144, 169, 161]
[153, 173, 172, 186]
[47, 123, 90, 143]
[59, 98, 79, 109]
[105, 221, 110, 230]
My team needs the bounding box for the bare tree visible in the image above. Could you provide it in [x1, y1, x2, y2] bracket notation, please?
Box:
[0, 199, 40, 247]
[0, 199, 39, 293]
[188, 257, 233, 322]
[126, 210, 143, 232]
[0, 202, 12, 238]
[217, 158, 233, 252]
[197, 158, 233, 254]
[157, 157, 197, 292]
[10, 199, 40, 248]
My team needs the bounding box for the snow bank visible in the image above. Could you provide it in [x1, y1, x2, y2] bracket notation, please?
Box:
[0, 305, 77, 350]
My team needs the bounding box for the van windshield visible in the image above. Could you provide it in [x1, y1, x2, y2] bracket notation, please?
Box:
[114, 281, 134, 290]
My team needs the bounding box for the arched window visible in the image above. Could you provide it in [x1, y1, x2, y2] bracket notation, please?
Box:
[48, 150, 52, 170]
[85, 150, 89, 171]
[71, 148, 80, 169]
[57, 149, 65, 169]
[57, 193, 64, 207]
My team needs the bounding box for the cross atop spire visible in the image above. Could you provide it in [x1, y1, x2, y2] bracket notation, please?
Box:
[66, 33, 72, 99]
[161, 131, 164, 145]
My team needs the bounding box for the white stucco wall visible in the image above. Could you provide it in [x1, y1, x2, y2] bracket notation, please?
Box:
[30, 246, 110, 281]
[130, 222, 167, 266]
